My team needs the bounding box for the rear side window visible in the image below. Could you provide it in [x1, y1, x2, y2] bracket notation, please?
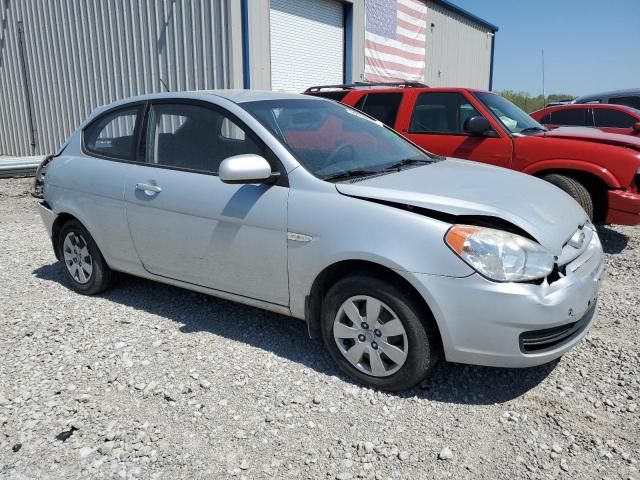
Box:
[145, 103, 264, 173]
[83, 106, 142, 160]
[544, 108, 591, 126]
[310, 91, 348, 102]
[352, 93, 403, 127]
[594, 108, 636, 128]
[538, 114, 551, 124]
[609, 96, 640, 110]
[410, 92, 481, 134]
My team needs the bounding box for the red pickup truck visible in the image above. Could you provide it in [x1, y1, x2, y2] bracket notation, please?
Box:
[305, 83, 640, 225]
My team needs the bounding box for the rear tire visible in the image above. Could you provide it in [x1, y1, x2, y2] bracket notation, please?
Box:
[542, 173, 594, 220]
[321, 275, 439, 392]
[58, 220, 115, 295]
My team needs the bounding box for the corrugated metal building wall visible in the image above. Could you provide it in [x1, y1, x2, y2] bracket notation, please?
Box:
[424, 0, 495, 89]
[0, 0, 242, 156]
[0, 0, 497, 156]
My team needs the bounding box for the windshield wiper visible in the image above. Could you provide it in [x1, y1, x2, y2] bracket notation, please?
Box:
[322, 169, 380, 182]
[519, 126, 547, 134]
[379, 157, 434, 172]
[322, 157, 434, 182]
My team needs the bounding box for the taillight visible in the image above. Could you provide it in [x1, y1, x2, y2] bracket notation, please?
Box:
[32, 155, 53, 199]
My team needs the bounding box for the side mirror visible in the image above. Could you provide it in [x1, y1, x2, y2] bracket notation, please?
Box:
[633, 121, 640, 134]
[218, 154, 275, 184]
[464, 116, 493, 136]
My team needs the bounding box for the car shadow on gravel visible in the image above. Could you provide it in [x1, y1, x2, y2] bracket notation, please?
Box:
[597, 225, 628, 254]
[34, 262, 557, 405]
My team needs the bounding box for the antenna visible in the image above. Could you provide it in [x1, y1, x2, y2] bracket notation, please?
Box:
[541, 49, 546, 107]
[159, 78, 170, 92]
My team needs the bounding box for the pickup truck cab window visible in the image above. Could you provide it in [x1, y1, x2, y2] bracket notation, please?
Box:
[353, 92, 403, 127]
[409, 92, 481, 135]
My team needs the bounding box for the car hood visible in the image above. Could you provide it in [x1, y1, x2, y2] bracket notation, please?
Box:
[537, 127, 640, 150]
[334, 159, 588, 255]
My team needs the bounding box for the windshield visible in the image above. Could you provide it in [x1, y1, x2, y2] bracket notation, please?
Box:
[475, 92, 546, 134]
[242, 99, 433, 180]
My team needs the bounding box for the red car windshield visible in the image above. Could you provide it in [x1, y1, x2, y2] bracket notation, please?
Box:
[243, 99, 433, 180]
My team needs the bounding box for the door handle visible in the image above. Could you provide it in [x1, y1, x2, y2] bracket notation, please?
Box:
[135, 183, 162, 195]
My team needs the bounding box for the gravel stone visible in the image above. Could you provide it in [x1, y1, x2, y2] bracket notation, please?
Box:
[438, 447, 454, 461]
[1, 177, 639, 479]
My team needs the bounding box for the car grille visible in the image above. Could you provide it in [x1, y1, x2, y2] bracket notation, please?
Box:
[519, 303, 596, 354]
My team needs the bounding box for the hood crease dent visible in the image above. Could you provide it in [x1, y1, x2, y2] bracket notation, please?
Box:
[334, 159, 588, 256]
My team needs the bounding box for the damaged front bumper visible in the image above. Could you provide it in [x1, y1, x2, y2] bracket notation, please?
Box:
[405, 225, 605, 368]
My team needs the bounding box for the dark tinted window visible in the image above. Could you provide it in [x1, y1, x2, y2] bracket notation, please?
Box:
[353, 93, 403, 127]
[410, 92, 481, 134]
[544, 108, 590, 126]
[538, 114, 551, 124]
[310, 91, 348, 102]
[84, 106, 141, 160]
[145, 103, 263, 173]
[594, 108, 636, 128]
[610, 96, 640, 110]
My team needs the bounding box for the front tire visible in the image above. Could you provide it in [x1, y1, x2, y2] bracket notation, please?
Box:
[321, 275, 439, 391]
[58, 220, 115, 295]
[542, 173, 594, 220]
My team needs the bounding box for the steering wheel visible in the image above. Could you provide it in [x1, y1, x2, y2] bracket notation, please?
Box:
[323, 143, 355, 168]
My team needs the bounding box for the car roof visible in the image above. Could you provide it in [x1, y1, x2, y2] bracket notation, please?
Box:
[574, 88, 640, 103]
[310, 86, 491, 95]
[94, 90, 318, 112]
[532, 103, 640, 116]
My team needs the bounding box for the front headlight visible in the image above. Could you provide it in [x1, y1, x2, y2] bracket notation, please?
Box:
[445, 225, 554, 282]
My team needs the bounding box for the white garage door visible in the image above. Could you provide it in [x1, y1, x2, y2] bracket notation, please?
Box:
[270, 0, 344, 92]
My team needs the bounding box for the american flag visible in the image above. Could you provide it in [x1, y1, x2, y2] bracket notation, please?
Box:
[364, 0, 427, 83]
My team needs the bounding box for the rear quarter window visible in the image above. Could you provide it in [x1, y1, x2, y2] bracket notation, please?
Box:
[83, 105, 143, 161]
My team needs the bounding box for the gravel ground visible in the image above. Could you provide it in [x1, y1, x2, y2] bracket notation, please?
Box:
[0, 176, 638, 480]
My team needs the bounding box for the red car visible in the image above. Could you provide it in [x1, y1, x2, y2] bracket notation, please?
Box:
[305, 84, 640, 225]
[531, 103, 640, 136]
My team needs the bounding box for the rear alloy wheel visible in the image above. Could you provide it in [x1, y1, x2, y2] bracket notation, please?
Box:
[542, 173, 594, 220]
[62, 231, 93, 285]
[321, 275, 439, 391]
[58, 220, 115, 295]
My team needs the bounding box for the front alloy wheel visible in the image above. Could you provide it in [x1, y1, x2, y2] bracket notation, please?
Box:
[333, 295, 408, 377]
[321, 275, 440, 391]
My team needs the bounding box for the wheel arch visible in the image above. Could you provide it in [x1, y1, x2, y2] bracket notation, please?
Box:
[305, 260, 443, 348]
[531, 166, 612, 222]
[51, 211, 107, 263]
[523, 160, 620, 188]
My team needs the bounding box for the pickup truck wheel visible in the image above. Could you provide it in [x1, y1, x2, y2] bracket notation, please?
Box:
[58, 220, 115, 295]
[542, 173, 594, 220]
[321, 275, 439, 391]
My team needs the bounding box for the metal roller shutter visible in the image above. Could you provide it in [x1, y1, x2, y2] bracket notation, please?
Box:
[270, 0, 344, 92]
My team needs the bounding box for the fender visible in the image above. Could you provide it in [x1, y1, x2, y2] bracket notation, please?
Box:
[523, 159, 621, 189]
[50, 206, 109, 259]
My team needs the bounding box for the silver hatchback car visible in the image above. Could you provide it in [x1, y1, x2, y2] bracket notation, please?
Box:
[35, 91, 604, 391]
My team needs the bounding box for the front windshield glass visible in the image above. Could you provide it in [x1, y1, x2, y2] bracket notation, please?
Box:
[475, 92, 546, 134]
[242, 99, 433, 180]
